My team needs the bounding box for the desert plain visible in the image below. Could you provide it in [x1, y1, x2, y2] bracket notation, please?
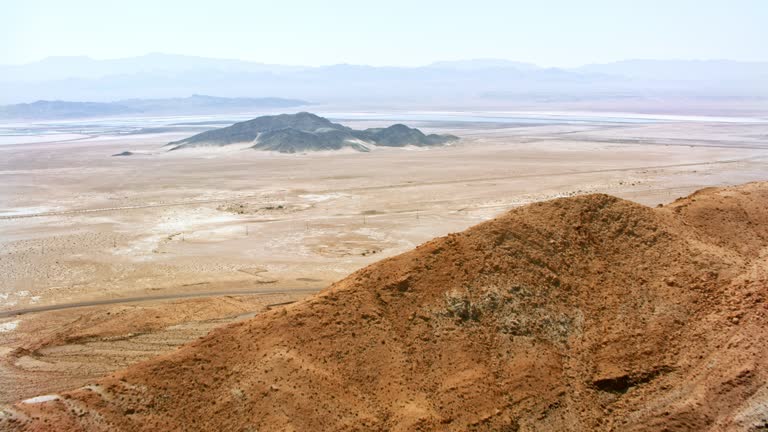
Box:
[1, 112, 767, 406]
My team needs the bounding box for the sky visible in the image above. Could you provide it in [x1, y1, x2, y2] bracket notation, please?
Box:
[2, 0, 766, 67]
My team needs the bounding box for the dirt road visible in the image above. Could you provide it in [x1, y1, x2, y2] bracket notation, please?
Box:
[0, 288, 320, 318]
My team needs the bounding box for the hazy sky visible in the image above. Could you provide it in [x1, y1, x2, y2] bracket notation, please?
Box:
[2, 0, 766, 67]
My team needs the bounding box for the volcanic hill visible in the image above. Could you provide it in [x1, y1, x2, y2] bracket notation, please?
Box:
[5, 182, 768, 431]
[167, 112, 459, 153]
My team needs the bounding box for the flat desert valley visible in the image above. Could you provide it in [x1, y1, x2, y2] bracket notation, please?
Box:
[1, 112, 767, 405]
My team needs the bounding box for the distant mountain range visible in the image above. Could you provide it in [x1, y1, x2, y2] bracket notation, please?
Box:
[0, 53, 302, 82]
[0, 54, 766, 106]
[167, 112, 458, 153]
[0, 95, 309, 120]
[428, 59, 540, 71]
[574, 59, 768, 82]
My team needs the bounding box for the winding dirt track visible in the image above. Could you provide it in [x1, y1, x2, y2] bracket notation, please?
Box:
[0, 288, 320, 318]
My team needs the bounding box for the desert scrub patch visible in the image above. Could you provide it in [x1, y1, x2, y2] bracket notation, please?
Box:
[443, 290, 481, 322]
[437, 283, 577, 343]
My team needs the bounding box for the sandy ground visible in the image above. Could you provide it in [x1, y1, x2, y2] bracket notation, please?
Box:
[6, 182, 768, 431]
[0, 116, 767, 404]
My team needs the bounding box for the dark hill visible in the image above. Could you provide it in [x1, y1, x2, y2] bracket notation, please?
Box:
[353, 123, 458, 147]
[253, 128, 370, 153]
[167, 112, 458, 152]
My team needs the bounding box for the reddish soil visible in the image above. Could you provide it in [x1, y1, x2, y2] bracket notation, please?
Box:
[4, 182, 768, 431]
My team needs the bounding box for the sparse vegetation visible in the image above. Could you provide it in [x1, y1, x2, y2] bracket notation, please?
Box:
[443, 290, 481, 321]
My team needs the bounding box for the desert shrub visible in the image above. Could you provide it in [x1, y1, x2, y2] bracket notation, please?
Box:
[444, 291, 481, 322]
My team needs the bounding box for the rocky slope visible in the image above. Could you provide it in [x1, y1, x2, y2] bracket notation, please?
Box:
[252, 128, 371, 153]
[167, 112, 458, 152]
[4, 182, 768, 431]
[352, 124, 458, 147]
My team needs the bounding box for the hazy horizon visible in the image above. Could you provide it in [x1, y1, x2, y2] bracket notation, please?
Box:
[3, 0, 766, 67]
[2, 1, 767, 109]
[1, 53, 767, 108]
[3, 53, 768, 69]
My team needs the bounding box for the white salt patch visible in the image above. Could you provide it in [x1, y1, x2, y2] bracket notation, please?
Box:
[30, 296, 41, 303]
[343, 138, 372, 150]
[15, 290, 29, 298]
[0, 320, 19, 333]
[0, 293, 17, 307]
[162, 142, 254, 155]
[117, 207, 240, 257]
[300, 193, 348, 202]
[354, 227, 388, 241]
[0, 206, 58, 217]
[21, 395, 59, 404]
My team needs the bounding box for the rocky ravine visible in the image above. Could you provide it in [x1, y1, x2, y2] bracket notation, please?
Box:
[3, 182, 768, 431]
